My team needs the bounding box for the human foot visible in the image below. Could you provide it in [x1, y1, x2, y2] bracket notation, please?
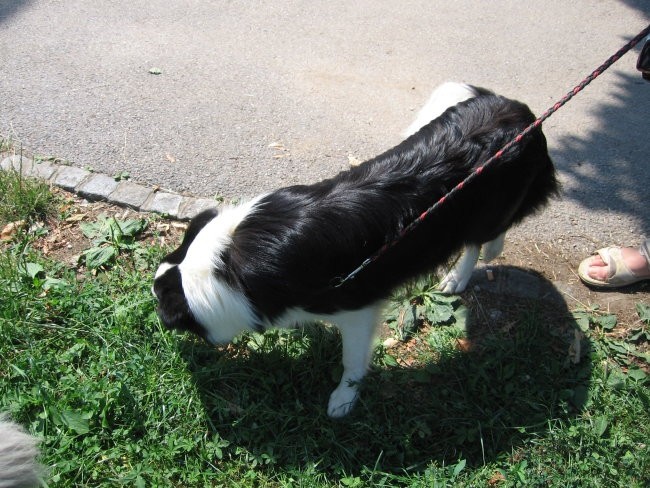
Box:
[578, 246, 650, 289]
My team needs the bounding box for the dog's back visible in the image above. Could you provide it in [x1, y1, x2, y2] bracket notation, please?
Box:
[228, 89, 558, 313]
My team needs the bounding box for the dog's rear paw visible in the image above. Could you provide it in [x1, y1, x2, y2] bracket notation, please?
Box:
[438, 270, 470, 294]
[327, 385, 359, 418]
[481, 234, 505, 263]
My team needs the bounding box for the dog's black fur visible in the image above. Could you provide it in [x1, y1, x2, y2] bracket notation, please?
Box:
[168, 92, 554, 317]
[154, 86, 559, 416]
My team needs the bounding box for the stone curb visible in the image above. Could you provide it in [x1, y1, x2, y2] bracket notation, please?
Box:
[0, 153, 217, 220]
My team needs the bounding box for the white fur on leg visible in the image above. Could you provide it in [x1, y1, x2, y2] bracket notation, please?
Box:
[402, 82, 478, 137]
[327, 304, 383, 418]
[0, 417, 41, 488]
[438, 244, 481, 294]
[481, 232, 506, 263]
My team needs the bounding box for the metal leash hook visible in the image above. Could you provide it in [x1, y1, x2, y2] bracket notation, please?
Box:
[332, 24, 650, 289]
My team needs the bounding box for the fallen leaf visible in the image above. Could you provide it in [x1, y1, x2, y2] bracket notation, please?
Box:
[65, 213, 86, 223]
[165, 154, 176, 163]
[156, 223, 171, 233]
[456, 338, 472, 352]
[1, 220, 25, 240]
[383, 338, 399, 348]
[488, 472, 506, 485]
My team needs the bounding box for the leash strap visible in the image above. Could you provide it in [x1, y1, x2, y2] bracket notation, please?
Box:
[332, 23, 650, 289]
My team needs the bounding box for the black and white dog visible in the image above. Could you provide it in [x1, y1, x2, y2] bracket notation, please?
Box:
[153, 82, 558, 417]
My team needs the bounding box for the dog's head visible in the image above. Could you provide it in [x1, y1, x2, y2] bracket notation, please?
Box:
[152, 203, 261, 345]
[152, 208, 219, 341]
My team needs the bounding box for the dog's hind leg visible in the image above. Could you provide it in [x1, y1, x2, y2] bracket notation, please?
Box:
[438, 244, 481, 294]
[327, 303, 383, 418]
[481, 232, 506, 263]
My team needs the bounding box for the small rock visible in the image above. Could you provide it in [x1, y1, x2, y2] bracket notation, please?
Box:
[382, 338, 399, 348]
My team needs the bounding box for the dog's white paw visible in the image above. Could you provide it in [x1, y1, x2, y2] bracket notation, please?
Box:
[438, 269, 470, 294]
[439, 245, 480, 294]
[327, 384, 359, 418]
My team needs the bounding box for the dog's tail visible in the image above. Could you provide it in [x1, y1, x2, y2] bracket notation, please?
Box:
[402, 81, 487, 138]
[0, 416, 42, 488]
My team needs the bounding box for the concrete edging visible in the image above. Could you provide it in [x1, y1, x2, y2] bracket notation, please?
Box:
[0, 154, 216, 220]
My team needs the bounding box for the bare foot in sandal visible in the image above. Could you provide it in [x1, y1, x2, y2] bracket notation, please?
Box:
[578, 241, 650, 289]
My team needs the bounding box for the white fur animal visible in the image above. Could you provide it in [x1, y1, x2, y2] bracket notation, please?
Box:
[0, 416, 41, 488]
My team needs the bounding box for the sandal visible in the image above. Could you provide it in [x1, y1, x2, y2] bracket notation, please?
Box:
[578, 247, 650, 289]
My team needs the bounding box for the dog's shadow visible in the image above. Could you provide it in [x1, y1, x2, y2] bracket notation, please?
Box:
[179, 266, 591, 476]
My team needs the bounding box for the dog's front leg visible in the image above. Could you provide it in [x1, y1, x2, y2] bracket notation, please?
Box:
[438, 233, 506, 294]
[327, 304, 383, 418]
[438, 244, 481, 294]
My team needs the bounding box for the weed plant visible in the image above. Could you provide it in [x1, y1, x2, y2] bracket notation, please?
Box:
[0, 168, 55, 225]
[0, 181, 648, 486]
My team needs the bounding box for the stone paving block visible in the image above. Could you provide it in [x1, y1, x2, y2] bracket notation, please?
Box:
[2, 152, 222, 222]
[109, 181, 154, 209]
[34, 161, 58, 180]
[1, 155, 31, 174]
[53, 165, 91, 191]
[0, 154, 58, 178]
[144, 191, 183, 218]
[14, 156, 34, 173]
[76, 173, 120, 201]
[0, 155, 26, 171]
[178, 197, 218, 220]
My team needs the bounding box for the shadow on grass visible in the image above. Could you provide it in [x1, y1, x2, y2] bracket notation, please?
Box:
[180, 266, 591, 477]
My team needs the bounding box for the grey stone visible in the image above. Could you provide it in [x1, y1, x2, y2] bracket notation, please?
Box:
[34, 161, 58, 180]
[1, 155, 32, 174]
[108, 181, 154, 209]
[76, 173, 120, 201]
[53, 165, 91, 191]
[178, 197, 218, 220]
[144, 191, 183, 217]
[0, 155, 24, 171]
[0, 154, 58, 179]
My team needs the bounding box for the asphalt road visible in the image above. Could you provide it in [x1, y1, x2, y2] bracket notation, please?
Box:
[1, 1, 649, 250]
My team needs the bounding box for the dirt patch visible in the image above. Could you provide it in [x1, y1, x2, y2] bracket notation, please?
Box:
[498, 237, 649, 328]
[2, 187, 187, 270]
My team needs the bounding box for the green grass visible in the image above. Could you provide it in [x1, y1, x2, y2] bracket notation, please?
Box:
[0, 166, 56, 225]
[0, 178, 649, 487]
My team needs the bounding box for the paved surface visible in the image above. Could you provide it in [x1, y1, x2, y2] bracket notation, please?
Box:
[1, 1, 649, 252]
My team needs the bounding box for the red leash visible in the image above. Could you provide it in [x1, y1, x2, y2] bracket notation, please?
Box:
[333, 24, 650, 288]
